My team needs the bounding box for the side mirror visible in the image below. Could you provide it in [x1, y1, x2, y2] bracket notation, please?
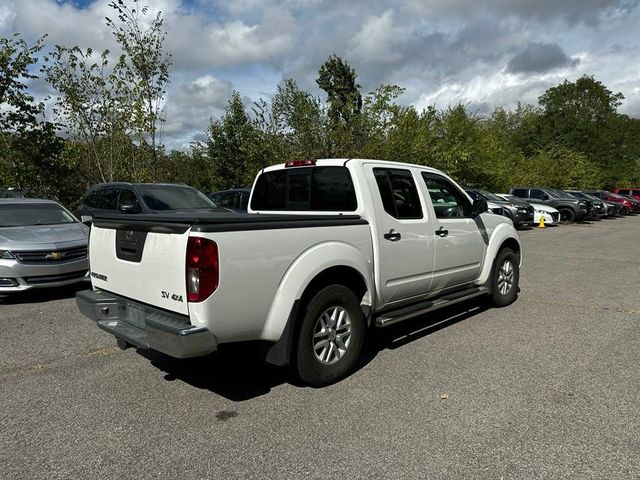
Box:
[542, 193, 549, 200]
[120, 203, 141, 214]
[471, 198, 488, 217]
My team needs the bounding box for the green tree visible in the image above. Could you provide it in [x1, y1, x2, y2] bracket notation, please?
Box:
[44, 0, 171, 184]
[316, 54, 363, 155]
[106, 0, 172, 174]
[206, 91, 262, 190]
[45, 46, 133, 184]
[538, 75, 624, 174]
[272, 78, 326, 158]
[0, 34, 48, 189]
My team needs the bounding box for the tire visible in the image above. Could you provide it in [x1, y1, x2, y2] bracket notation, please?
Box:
[490, 248, 519, 307]
[294, 284, 365, 387]
[559, 208, 576, 224]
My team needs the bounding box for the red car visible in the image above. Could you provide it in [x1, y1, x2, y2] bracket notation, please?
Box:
[584, 190, 640, 214]
[613, 188, 640, 201]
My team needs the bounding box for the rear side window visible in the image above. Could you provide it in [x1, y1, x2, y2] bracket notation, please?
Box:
[251, 166, 357, 211]
[373, 168, 423, 219]
[530, 189, 548, 200]
[633, 190, 640, 196]
[617, 189, 630, 195]
[511, 189, 528, 198]
[92, 187, 118, 210]
[84, 191, 99, 208]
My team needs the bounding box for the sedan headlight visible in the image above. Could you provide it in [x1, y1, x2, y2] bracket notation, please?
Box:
[0, 250, 15, 259]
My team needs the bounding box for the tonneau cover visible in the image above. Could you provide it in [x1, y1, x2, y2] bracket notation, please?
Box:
[92, 212, 367, 234]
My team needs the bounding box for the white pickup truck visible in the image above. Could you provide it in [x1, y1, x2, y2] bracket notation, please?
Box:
[77, 159, 521, 385]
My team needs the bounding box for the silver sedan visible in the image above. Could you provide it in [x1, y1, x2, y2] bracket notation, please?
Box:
[0, 199, 90, 295]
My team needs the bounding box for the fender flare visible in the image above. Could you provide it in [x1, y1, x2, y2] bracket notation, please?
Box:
[476, 223, 522, 286]
[263, 241, 373, 366]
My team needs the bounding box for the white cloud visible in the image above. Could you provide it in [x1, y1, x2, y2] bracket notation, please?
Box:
[1, 0, 639, 147]
[347, 10, 403, 64]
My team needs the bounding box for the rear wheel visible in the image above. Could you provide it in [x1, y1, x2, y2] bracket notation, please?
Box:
[294, 285, 365, 387]
[559, 208, 575, 224]
[490, 248, 519, 307]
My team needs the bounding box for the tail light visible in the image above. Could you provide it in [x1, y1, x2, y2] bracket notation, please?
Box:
[86, 226, 91, 273]
[285, 159, 316, 167]
[186, 237, 219, 302]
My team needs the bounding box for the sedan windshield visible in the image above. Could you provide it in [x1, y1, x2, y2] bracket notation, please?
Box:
[138, 185, 218, 211]
[554, 190, 576, 199]
[0, 204, 76, 227]
[500, 194, 519, 202]
[479, 190, 506, 202]
[565, 191, 584, 199]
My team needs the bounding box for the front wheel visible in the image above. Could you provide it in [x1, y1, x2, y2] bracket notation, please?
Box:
[490, 248, 519, 307]
[294, 285, 365, 387]
[559, 208, 576, 224]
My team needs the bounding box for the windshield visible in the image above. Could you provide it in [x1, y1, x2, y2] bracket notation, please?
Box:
[609, 193, 629, 201]
[0, 204, 76, 227]
[551, 189, 573, 198]
[138, 185, 218, 211]
[565, 191, 583, 199]
[478, 190, 505, 202]
[500, 194, 518, 202]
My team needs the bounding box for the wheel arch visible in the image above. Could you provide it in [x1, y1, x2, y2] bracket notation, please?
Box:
[476, 224, 522, 286]
[263, 242, 373, 366]
[264, 264, 371, 367]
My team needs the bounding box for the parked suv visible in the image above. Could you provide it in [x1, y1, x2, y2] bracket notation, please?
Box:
[509, 187, 588, 223]
[76, 183, 228, 223]
[565, 190, 614, 217]
[613, 188, 640, 201]
[466, 189, 534, 228]
[584, 190, 639, 215]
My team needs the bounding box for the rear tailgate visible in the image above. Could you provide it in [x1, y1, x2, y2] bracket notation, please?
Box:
[89, 223, 190, 315]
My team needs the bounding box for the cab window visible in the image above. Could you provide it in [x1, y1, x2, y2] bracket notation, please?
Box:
[421, 173, 471, 218]
[373, 169, 423, 220]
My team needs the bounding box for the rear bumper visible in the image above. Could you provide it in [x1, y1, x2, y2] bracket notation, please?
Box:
[76, 289, 217, 359]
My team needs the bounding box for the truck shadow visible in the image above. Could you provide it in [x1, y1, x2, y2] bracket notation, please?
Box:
[0, 283, 89, 305]
[140, 299, 490, 402]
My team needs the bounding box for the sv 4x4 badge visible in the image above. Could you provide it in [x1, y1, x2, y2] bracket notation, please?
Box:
[161, 291, 184, 303]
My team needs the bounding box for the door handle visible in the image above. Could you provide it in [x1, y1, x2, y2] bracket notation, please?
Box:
[384, 229, 401, 242]
[435, 226, 449, 238]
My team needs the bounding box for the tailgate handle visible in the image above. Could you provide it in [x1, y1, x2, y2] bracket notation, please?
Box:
[115, 229, 148, 263]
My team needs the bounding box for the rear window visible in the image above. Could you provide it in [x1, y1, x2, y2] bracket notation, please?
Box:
[251, 166, 357, 211]
[138, 185, 216, 211]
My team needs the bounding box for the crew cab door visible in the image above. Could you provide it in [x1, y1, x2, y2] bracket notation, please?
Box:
[420, 173, 485, 291]
[364, 164, 435, 306]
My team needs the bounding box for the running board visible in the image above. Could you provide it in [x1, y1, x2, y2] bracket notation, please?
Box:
[375, 286, 489, 328]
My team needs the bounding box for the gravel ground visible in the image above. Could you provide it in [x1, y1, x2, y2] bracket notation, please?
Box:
[1, 216, 639, 479]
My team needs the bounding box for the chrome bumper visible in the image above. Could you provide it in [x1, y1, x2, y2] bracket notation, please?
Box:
[76, 289, 217, 359]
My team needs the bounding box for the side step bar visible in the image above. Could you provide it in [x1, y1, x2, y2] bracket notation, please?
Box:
[376, 286, 489, 328]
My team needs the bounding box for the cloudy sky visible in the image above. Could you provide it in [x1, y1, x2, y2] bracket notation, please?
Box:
[1, 0, 639, 150]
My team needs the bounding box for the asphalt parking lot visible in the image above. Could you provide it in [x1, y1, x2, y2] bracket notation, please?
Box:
[2, 216, 639, 479]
